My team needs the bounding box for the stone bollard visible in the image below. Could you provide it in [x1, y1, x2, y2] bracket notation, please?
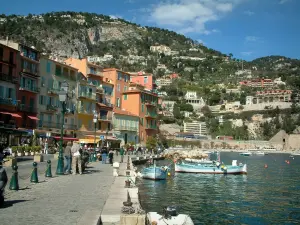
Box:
[45, 160, 52, 178]
[9, 165, 19, 190]
[113, 162, 120, 177]
[30, 162, 38, 183]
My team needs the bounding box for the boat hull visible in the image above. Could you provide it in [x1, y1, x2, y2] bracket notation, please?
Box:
[142, 167, 167, 180]
[147, 212, 194, 225]
[175, 163, 247, 174]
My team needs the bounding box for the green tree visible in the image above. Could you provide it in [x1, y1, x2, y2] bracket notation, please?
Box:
[146, 136, 157, 150]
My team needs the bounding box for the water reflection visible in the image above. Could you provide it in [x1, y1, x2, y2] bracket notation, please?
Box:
[137, 153, 300, 224]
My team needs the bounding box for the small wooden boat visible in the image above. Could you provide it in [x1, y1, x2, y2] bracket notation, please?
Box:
[147, 206, 194, 225]
[175, 160, 247, 174]
[141, 161, 169, 180]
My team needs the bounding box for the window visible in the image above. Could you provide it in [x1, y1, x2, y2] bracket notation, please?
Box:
[117, 98, 120, 107]
[48, 115, 52, 122]
[144, 76, 148, 84]
[46, 61, 51, 73]
[117, 84, 120, 92]
[117, 72, 122, 80]
[140, 118, 144, 125]
[9, 52, 14, 64]
[141, 104, 144, 112]
[124, 86, 127, 92]
[124, 94, 127, 100]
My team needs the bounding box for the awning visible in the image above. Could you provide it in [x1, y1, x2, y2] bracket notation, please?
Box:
[79, 138, 101, 144]
[0, 112, 22, 118]
[28, 116, 39, 120]
[52, 136, 79, 141]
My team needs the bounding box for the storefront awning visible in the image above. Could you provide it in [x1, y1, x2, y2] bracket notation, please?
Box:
[0, 112, 22, 118]
[28, 116, 39, 120]
[52, 136, 79, 141]
[79, 138, 101, 144]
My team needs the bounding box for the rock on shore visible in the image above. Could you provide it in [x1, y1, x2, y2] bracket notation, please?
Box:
[163, 149, 209, 160]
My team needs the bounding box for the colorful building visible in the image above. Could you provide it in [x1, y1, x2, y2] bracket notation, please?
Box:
[37, 57, 78, 137]
[102, 68, 131, 108]
[0, 43, 27, 145]
[112, 108, 139, 145]
[129, 72, 155, 91]
[121, 83, 159, 144]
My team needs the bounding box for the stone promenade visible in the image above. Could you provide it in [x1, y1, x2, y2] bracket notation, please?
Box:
[0, 159, 115, 225]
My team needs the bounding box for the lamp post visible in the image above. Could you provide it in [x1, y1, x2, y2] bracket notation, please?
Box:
[56, 81, 69, 175]
[106, 128, 109, 148]
[92, 111, 98, 162]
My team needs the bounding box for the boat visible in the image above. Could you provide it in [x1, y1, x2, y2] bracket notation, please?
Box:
[175, 160, 247, 174]
[254, 151, 265, 156]
[184, 158, 214, 164]
[141, 161, 169, 180]
[147, 206, 194, 225]
[239, 152, 252, 156]
[290, 152, 300, 156]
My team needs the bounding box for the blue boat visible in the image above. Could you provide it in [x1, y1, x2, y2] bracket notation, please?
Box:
[141, 161, 169, 180]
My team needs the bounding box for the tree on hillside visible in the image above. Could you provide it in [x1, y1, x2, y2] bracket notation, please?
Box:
[146, 136, 157, 151]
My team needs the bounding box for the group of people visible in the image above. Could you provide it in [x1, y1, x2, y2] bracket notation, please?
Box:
[63, 141, 84, 175]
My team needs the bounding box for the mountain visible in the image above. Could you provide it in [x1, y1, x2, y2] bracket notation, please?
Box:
[0, 11, 299, 83]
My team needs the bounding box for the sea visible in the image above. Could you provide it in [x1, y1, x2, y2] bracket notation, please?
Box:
[136, 152, 300, 225]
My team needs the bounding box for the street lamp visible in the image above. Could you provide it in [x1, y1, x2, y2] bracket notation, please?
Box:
[105, 128, 109, 148]
[92, 110, 98, 162]
[56, 80, 69, 175]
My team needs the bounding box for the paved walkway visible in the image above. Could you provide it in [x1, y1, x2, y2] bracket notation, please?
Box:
[0, 160, 115, 225]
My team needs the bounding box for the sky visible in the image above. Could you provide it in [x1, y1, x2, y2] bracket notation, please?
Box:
[1, 0, 300, 61]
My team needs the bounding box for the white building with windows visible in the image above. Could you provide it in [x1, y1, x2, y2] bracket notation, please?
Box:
[184, 91, 205, 110]
[183, 121, 207, 136]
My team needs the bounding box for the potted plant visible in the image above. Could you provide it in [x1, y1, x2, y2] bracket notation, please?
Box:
[30, 146, 36, 156]
[11, 146, 18, 157]
[34, 146, 44, 162]
[17, 146, 25, 156]
[24, 146, 31, 156]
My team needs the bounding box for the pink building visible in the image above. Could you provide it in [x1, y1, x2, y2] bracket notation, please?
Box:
[130, 72, 155, 91]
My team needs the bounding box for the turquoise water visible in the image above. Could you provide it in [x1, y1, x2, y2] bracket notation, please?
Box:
[137, 152, 300, 225]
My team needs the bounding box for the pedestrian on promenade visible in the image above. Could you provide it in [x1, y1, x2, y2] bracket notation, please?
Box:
[71, 141, 82, 175]
[101, 147, 108, 164]
[64, 142, 72, 174]
[120, 146, 125, 163]
[108, 149, 114, 165]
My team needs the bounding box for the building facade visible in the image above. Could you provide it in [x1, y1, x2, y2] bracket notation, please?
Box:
[184, 91, 205, 110]
[183, 121, 207, 136]
[246, 90, 292, 105]
[121, 83, 159, 144]
[129, 72, 155, 91]
[112, 108, 139, 146]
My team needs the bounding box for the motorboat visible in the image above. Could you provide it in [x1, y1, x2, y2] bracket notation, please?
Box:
[239, 152, 252, 156]
[175, 160, 247, 175]
[184, 158, 214, 164]
[147, 206, 194, 225]
[254, 151, 265, 156]
[141, 161, 169, 180]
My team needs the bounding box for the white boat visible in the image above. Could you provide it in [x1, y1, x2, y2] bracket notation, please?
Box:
[184, 158, 213, 164]
[175, 160, 247, 174]
[147, 206, 194, 225]
[262, 147, 277, 152]
[290, 152, 300, 156]
[254, 151, 265, 156]
[239, 152, 252, 156]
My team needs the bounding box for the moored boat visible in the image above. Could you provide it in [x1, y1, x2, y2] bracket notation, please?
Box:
[175, 160, 247, 174]
[147, 206, 194, 225]
[254, 151, 265, 156]
[239, 152, 252, 156]
[141, 166, 168, 180]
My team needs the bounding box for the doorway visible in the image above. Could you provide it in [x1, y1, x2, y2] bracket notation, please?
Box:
[124, 133, 128, 144]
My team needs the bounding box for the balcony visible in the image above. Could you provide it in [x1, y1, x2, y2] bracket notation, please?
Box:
[77, 108, 93, 115]
[145, 112, 157, 119]
[19, 85, 40, 93]
[98, 114, 112, 121]
[114, 125, 138, 131]
[47, 88, 60, 95]
[0, 73, 18, 84]
[145, 124, 157, 130]
[19, 104, 37, 113]
[87, 69, 103, 76]
[145, 100, 157, 107]
[78, 92, 95, 101]
[20, 51, 39, 62]
[46, 105, 58, 112]
[21, 68, 39, 76]
[0, 98, 18, 107]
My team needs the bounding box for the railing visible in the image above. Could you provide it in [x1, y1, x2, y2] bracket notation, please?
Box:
[19, 104, 37, 113]
[79, 92, 95, 100]
[114, 125, 138, 131]
[146, 124, 157, 129]
[0, 73, 18, 83]
[88, 69, 102, 76]
[146, 111, 157, 118]
[19, 86, 40, 93]
[22, 68, 38, 76]
[0, 98, 18, 107]
[99, 99, 113, 108]
[20, 51, 38, 61]
[145, 100, 157, 106]
[46, 105, 58, 111]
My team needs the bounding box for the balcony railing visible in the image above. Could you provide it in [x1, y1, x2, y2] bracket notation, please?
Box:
[114, 125, 138, 131]
[19, 86, 40, 93]
[0, 98, 18, 107]
[145, 111, 157, 118]
[145, 100, 157, 107]
[79, 92, 95, 100]
[77, 108, 93, 114]
[19, 104, 37, 113]
[145, 124, 157, 130]
[22, 68, 38, 76]
[98, 114, 112, 121]
[46, 105, 58, 111]
[0, 73, 18, 84]
[88, 69, 102, 76]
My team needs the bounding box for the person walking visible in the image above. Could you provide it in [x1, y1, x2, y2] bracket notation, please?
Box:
[108, 149, 114, 165]
[120, 146, 125, 163]
[71, 141, 82, 175]
[64, 142, 72, 174]
[101, 147, 108, 164]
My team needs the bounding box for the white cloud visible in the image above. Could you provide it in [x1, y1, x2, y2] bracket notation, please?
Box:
[241, 51, 253, 56]
[244, 10, 254, 16]
[149, 0, 246, 34]
[279, 0, 290, 4]
[109, 15, 122, 19]
[245, 36, 259, 42]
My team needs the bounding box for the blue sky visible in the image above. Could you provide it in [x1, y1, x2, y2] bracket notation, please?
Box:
[1, 0, 299, 61]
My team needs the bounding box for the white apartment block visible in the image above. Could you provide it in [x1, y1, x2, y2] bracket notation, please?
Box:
[183, 121, 207, 136]
[150, 45, 172, 55]
[184, 91, 205, 110]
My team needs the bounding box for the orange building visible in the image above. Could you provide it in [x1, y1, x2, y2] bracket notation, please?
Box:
[129, 72, 155, 91]
[121, 83, 159, 144]
[102, 68, 131, 108]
